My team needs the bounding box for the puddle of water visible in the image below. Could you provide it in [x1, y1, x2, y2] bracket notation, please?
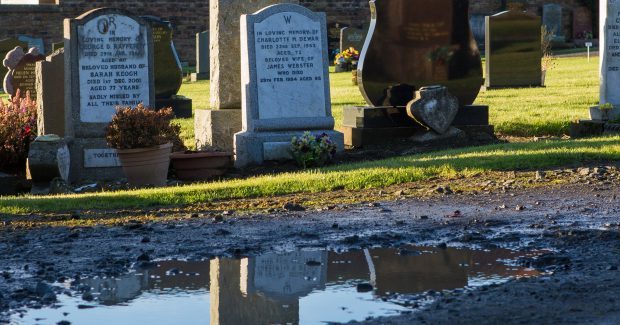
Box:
[11, 246, 543, 325]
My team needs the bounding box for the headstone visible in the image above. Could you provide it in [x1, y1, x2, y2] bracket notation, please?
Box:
[406, 85, 459, 134]
[595, 1, 620, 120]
[191, 31, 210, 81]
[573, 6, 593, 40]
[543, 4, 565, 42]
[357, 0, 483, 107]
[343, 0, 487, 147]
[469, 15, 486, 50]
[195, 0, 299, 152]
[36, 48, 65, 137]
[339, 26, 367, 52]
[26, 135, 70, 194]
[141, 15, 192, 118]
[0, 38, 28, 91]
[3, 47, 45, 99]
[64, 8, 154, 182]
[485, 10, 542, 88]
[18, 35, 45, 54]
[234, 4, 344, 167]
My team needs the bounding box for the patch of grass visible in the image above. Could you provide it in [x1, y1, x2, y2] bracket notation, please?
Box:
[2, 135, 619, 215]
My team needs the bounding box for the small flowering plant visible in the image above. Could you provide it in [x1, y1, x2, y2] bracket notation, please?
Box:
[0, 89, 38, 174]
[291, 132, 337, 169]
[334, 47, 360, 66]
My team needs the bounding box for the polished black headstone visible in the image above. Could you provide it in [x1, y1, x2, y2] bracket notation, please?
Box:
[485, 11, 541, 88]
[142, 16, 183, 100]
[8, 50, 45, 99]
[358, 0, 483, 107]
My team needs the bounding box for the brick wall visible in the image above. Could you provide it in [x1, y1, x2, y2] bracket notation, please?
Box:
[0, 0, 596, 65]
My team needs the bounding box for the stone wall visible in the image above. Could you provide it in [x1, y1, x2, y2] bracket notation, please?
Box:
[0, 0, 596, 65]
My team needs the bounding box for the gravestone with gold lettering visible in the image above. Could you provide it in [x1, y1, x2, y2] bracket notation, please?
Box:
[64, 8, 154, 182]
[3, 47, 45, 99]
[0, 38, 28, 92]
[234, 4, 343, 167]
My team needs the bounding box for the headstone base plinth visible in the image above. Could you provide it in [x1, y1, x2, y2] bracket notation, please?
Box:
[190, 72, 210, 82]
[453, 105, 489, 126]
[570, 120, 605, 138]
[195, 109, 242, 152]
[0, 172, 27, 196]
[234, 130, 344, 168]
[343, 126, 420, 147]
[68, 137, 124, 183]
[156, 95, 193, 118]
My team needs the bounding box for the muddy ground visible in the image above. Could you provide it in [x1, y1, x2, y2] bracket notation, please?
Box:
[1, 166, 620, 324]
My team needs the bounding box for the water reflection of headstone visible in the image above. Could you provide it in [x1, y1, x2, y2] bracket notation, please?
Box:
[210, 258, 299, 325]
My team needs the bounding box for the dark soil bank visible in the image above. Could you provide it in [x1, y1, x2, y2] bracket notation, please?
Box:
[1, 180, 620, 324]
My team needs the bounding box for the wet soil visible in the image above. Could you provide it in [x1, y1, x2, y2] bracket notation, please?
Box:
[1, 169, 620, 324]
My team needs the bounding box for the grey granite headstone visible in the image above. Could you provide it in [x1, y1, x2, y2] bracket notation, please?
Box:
[36, 48, 65, 137]
[64, 8, 154, 182]
[543, 4, 564, 42]
[339, 26, 367, 52]
[485, 10, 542, 88]
[234, 4, 344, 167]
[191, 31, 210, 81]
[595, 1, 620, 120]
[195, 0, 298, 153]
[18, 35, 45, 54]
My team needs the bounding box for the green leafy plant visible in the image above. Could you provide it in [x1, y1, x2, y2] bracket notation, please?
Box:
[105, 104, 185, 151]
[600, 103, 614, 112]
[0, 90, 37, 174]
[291, 132, 337, 169]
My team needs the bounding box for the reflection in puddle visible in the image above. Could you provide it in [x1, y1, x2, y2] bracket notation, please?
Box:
[12, 246, 543, 324]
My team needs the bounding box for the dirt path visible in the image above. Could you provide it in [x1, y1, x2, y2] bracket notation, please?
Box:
[1, 175, 620, 324]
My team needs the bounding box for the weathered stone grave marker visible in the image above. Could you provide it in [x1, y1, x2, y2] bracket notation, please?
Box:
[36, 48, 65, 137]
[64, 8, 154, 182]
[3, 47, 45, 99]
[142, 15, 192, 118]
[339, 26, 367, 52]
[485, 10, 542, 89]
[0, 38, 28, 91]
[195, 0, 298, 152]
[191, 31, 210, 81]
[543, 4, 565, 42]
[234, 3, 344, 167]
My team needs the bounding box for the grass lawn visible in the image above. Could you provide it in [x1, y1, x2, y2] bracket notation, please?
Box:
[1, 135, 620, 215]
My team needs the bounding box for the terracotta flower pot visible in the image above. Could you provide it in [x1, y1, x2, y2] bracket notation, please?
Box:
[170, 151, 233, 181]
[117, 143, 173, 187]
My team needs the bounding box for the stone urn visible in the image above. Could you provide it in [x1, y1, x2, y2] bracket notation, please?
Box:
[170, 151, 233, 181]
[117, 143, 173, 187]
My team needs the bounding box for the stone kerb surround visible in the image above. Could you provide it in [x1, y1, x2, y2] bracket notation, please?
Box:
[234, 4, 344, 167]
[64, 8, 154, 182]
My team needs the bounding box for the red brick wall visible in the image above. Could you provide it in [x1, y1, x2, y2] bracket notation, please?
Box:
[0, 0, 595, 65]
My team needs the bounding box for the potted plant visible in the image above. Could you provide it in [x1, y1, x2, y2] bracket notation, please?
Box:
[170, 142, 233, 181]
[105, 104, 184, 187]
[291, 132, 337, 169]
[334, 47, 360, 73]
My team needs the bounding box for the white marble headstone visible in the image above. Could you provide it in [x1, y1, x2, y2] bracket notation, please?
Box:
[601, 0, 620, 107]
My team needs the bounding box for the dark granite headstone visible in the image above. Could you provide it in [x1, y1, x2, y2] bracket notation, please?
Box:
[543, 4, 564, 42]
[358, 0, 483, 107]
[3, 47, 45, 99]
[141, 16, 183, 99]
[485, 11, 541, 88]
[0, 38, 28, 91]
[340, 26, 368, 52]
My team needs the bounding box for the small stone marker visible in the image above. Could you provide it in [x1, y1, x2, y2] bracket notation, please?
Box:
[36, 48, 65, 137]
[234, 3, 344, 167]
[485, 10, 542, 88]
[406, 85, 459, 135]
[64, 8, 154, 182]
[339, 26, 367, 52]
[18, 35, 45, 54]
[1, 38, 27, 90]
[543, 4, 564, 42]
[191, 31, 210, 81]
[3, 47, 45, 99]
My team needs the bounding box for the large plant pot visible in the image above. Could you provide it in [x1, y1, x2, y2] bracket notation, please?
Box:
[117, 143, 172, 187]
[170, 151, 233, 181]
